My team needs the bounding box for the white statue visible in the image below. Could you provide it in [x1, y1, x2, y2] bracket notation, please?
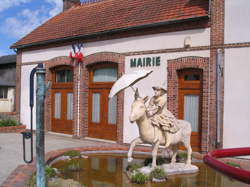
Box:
[147, 86, 180, 147]
[128, 88, 192, 168]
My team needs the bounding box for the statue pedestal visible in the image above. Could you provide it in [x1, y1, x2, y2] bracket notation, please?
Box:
[139, 163, 199, 176]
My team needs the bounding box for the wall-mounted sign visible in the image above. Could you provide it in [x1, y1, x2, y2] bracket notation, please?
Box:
[130, 56, 161, 68]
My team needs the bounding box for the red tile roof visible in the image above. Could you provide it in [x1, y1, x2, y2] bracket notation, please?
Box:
[12, 0, 209, 49]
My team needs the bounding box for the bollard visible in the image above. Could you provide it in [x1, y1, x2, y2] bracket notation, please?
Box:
[36, 64, 46, 187]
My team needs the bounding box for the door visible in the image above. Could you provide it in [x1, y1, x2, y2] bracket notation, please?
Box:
[51, 67, 73, 134]
[178, 69, 202, 152]
[88, 65, 118, 141]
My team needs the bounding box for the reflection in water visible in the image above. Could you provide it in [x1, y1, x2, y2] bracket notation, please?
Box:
[51, 154, 250, 187]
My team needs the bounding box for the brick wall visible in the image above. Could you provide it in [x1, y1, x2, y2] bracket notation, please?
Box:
[168, 56, 209, 153]
[15, 52, 22, 121]
[210, 0, 225, 149]
[44, 56, 76, 135]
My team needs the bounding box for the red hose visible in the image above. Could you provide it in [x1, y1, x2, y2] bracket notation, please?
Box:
[204, 147, 250, 184]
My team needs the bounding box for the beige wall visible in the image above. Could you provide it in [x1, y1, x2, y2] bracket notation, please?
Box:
[225, 0, 250, 43]
[223, 48, 250, 148]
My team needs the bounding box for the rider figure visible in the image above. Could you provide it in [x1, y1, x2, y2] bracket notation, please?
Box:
[146, 86, 180, 147]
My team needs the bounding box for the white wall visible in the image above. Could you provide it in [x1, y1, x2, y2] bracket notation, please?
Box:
[22, 28, 210, 63]
[20, 65, 37, 129]
[223, 48, 250, 148]
[21, 28, 210, 133]
[123, 50, 210, 143]
[225, 0, 250, 43]
[0, 87, 15, 112]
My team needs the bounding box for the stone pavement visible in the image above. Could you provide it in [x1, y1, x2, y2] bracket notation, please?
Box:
[0, 133, 113, 185]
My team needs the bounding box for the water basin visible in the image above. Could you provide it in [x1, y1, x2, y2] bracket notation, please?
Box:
[50, 153, 250, 187]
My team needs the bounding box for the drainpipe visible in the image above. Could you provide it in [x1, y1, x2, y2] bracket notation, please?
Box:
[216, 49, 224, 148]
[77, 63, 81, 137]
[208, 0, 212, 18]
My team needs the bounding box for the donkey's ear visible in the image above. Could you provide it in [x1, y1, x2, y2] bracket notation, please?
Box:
[143, 96, 149, 103]
[135, 88, 139, 99]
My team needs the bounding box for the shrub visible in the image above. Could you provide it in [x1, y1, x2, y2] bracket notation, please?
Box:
[26, 167, 57, 187]
[45, 166, 57, 178]
[150, 167, 166, 180]
[131, 172, 149, 184]
[63, 150, 81, 158]
[0, 119, 18, 127]
[176, 152, 188, 162]
[144, 156, 169, 166]
[126, 163, 142, 172]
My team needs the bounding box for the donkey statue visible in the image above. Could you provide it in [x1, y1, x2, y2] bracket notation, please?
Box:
[127, 89, 192, 168]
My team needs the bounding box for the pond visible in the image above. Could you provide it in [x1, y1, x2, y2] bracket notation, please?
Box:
[50, 153, 249, 187]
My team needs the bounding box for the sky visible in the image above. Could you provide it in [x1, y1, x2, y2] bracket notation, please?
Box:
[0, 0, 88, 56]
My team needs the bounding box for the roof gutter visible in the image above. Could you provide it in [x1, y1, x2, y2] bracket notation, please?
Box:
[11, 15, 209, 50]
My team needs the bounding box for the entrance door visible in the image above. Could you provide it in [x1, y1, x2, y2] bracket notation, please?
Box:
[51, 67, 73, 135]
[88, 65, 117, 141]
[178, 69, 202, 152]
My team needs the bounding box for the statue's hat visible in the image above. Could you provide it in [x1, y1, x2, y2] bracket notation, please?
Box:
[152, 86, 167, 93]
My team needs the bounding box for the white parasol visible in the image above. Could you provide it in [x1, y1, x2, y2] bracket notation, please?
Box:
[108, 70, 153, 98]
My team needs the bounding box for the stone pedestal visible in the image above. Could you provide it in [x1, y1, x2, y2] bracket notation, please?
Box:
[139, 163, 199, 176]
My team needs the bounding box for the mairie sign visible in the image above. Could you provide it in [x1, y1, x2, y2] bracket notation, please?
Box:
[130, 56, 161, 68]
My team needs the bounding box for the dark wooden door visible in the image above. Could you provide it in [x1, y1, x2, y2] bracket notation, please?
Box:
[88, 65, 117, 141]
[178, 69, 202, 152]
[51, 67, 73, 135]
[88, 88, 117, 140]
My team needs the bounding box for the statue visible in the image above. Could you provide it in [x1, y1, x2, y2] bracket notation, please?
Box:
[127, 88, 192, 168]
[146, 86, 180, 147]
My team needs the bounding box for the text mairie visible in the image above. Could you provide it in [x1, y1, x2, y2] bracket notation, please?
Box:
[130, 56, 161, 68]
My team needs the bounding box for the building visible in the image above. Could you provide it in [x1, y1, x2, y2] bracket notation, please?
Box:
[0, 55, 16, 113]
[11, 0, 250, 153]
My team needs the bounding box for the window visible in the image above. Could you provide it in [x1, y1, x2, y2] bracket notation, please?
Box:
[0, 87, 8, 99]
[92, 93, 100, 123]
[93, 67, 117, 82]
[184, 74, 200, 81]
[54, 93, 61, 119]
[55, 70, 73, 83]
[108, 96, 117, 124]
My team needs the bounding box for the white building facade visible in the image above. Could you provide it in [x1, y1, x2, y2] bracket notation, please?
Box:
[12, 0, 250, 152]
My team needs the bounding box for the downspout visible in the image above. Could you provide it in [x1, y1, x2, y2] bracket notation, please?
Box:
[216, 49, 224, 148]
[208, 0, 212, 18]
[77, 62, 81, 137]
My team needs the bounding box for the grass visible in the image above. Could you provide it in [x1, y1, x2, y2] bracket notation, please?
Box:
[131, 172, 149, 184]
[150, 167, 166, 180]
[226, 161, 241, 168]
[126, 163, 143, 172]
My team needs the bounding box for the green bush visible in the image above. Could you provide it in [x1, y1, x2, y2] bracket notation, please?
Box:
[176, 152, 188, 162]
[26, 167, 57, 187]
[144, 156, 169, 166]
[0, 119, 18, 127]
[150, 167, 166, 179]
[126, 163, 142, 172]
[63, 150, 81, 158]
[45, 166, 57, 178]
[131, 172, 149, 184]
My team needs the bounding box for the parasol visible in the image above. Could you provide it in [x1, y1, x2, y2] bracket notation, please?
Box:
[108, 70, 153, 98]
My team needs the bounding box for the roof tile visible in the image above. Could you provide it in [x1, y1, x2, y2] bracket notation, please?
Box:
[12, 0, 209, 48]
